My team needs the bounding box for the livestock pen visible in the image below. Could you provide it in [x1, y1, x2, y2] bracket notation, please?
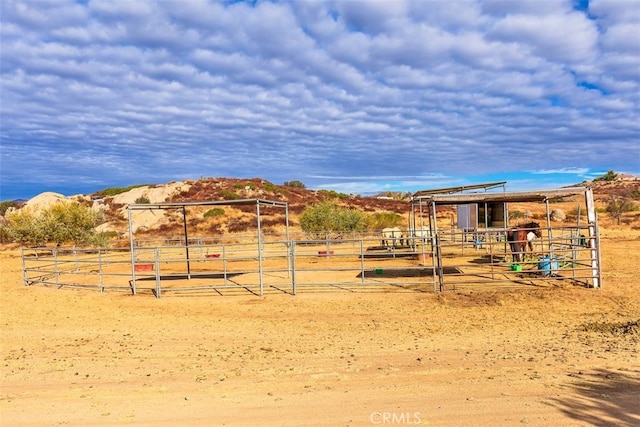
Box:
[21, 227, 600, 297]
[21, 189, 602, 296]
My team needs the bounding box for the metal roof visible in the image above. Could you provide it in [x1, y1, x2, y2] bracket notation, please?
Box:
[127, 198, 288, 210]
[411, 182, 507, 198]
[412, 187, 589, 205]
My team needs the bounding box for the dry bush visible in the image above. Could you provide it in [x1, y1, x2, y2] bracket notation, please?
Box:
[228, 218, 257, 233]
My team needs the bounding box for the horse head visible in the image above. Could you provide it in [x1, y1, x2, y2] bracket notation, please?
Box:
[528, 222, 542, 238]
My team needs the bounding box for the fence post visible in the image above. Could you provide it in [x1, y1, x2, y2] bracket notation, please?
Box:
[291, 242, 296, 295]
[21, 247, 27, 286]
[360, 239, 365, 285]
[54, 248, 59, 288]
[222, 245, 228, 285]
[154, 247, 161, 298]
[98, 249, 104, 292]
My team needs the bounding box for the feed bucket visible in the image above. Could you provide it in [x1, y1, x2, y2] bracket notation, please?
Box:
[538, 256, 558, 276]
[134, 263, 154, 272]
[414, 253, 430, 263]
[510, 264, 522, 272]
[374, 268, 383, 274]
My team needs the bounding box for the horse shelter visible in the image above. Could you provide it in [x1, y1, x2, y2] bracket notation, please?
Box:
[408, 185, 601, 291]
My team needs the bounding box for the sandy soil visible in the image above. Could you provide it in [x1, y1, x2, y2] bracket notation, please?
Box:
[1, 230, 639, 426]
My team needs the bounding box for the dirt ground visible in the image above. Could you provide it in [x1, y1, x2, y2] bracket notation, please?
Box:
[1, 229, 639, 426]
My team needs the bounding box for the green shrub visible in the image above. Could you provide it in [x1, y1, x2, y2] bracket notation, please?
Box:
[93, 231, 120, 246]
[368, 211, 403, 230]
[6, 202, 103, 245]
[234, 182, 255, 190]
[98, 184, 148, 197]
[204, 208, 225, 218]
[283, 180, 306, 189]
[134, 196, 150, 204]
[299, 201, 368, 238]
[221, 190, 240, 200]
[319, 189, 349, 199]
[264, 182, 286, 194]
[5, 208, 43, 245]
[0, 222, 14, 243]
[594, 170, 618, 182]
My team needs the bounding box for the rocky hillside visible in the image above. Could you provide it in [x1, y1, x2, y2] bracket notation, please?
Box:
[580, 179, 640, 202]
[88, 177, 414, 236]
[6, 177, 639, 238]
[165, 177, 410, 213]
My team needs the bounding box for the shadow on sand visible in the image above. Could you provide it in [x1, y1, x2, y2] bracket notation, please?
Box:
[551, 368, 640, 426]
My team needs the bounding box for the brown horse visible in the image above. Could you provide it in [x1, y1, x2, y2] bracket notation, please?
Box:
[507, 222, 542, 263]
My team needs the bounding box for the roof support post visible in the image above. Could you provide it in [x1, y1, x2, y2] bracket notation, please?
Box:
[256, 200, 264, 296]
[431, 200, 444, 292]
[183, 206, 191, 278]
[128, 206, 137, 295]
[585, 188, 601, 288]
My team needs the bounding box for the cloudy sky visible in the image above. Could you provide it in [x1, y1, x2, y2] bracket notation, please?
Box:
[1, 0, 639, 200]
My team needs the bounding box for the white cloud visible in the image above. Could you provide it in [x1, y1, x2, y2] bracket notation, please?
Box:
[531, 168, 591, 175]
[590, 0, 640, 25]
[1, 0, 638, 200]
[488, 10, 598, 63]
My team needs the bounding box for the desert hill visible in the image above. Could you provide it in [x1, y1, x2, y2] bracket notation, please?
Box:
[5, 177, 640, 239]
[102, 177, 413, 236]
[578, 179, 640, 201]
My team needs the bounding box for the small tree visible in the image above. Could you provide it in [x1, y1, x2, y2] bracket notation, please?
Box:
[0, 221, 13, 243]
[6, 208, 43, 245]
[40, 202, 103, 245]
[336, 208, 369, 236]
[134, 196, 150, 204]
[606, 195, 637, 225]
[6, 202, 103, 246]
[283, 180, 306, 189]
[204, 208, 225, 218]
[299, 201, 337, 239]
[368, 211, 403, 230]
[594, 170, 618, 182]
[299, 201, 367, 239]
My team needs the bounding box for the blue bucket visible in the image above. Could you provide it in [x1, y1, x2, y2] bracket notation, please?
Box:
[538, 256, 558, 276]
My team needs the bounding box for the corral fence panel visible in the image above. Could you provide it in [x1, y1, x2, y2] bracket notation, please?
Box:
[21, 247, 134, 293]
[21, 223, 599, 297]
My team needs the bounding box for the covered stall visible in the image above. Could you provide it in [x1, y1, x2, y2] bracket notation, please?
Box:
[410, 186, 601, 291]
